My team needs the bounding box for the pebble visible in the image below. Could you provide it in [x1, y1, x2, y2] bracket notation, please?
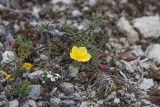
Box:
[28, 85, 42, 100]
[72, 10, 83, 17]
[60, 82, 74, 95]
[1, 51, 15, 64]
[80, 101, 89, 107]
[89, 0, 97, 7]
[138, 78, 154, 91]
[28, 100, 37, 107]
[28, 70, 43, 81]
[20, 102, 29, 107]
[37, 101, 49, 107]
[69, 66, 78, 78]
[9, 100, 19, 107]
[97, 100, 104, 105]
[146, 44, 160, 64]
[132, 48, 144, 57]
[51, 0, 73, 5]
[90, 91, 96, 98]
[40, 54, 48, 60]
[133, 15, 160, 38]
[117, 17, 139, 43]
[60, 99, 77, 107]
[113, 98, 120, 104]
[50, 97, 61, 107]
[135, 102, 142, 107]
[0, 101, 4, 107]
[106, 92, 116, 101]
[121, 60, 135, 73]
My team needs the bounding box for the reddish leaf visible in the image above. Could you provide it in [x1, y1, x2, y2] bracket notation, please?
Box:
[123, 57, 137, 62]
[99, 64, 111, 71]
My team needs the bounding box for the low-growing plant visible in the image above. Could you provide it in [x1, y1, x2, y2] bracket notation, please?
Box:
[14, 79, 32, 97]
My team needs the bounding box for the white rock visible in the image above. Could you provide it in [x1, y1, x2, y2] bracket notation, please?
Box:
[80, 101, 89, 107]
[132, 48, 144, 56]
[51, 0, 73, 5]
[113, 98, 120, 104]
[121, 61, 135, 73]
[146, 44, 160, 64]
[28, 70, 43, 80]
[1, 51, 15, 64]
[9, 100, 18, 107]
[69, 66, 78, 77]
[138, 78, 154, 90]
[89, 0, 97, 7]
[28, 85, 42, 100]
[72, 10, 83, 17]
[50, 97, 61, 106]
[78, 25, 85, 30]
[106, 92, 116, 101]
[133, 15, 160, 38]
[117, 17, 139, 43]
[28, 100, 37, 107]
[40, 54, 48, 60]
[97, 100, 104, 105]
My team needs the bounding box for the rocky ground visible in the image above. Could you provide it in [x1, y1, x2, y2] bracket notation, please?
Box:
[0, 0, 160, 107]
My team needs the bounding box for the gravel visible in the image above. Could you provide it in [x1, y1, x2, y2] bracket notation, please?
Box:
[0, 0, 160, 106]
[60, 82, 75, 95]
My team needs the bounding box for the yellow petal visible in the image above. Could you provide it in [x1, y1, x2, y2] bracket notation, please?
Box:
[70, 53, 77, 60]
[78, 53, 91, 62]
[23, 63, 33, 70]
[3, 72, 11, 79]
[78, 47, 87, 57]
[71, 46, 78, 54]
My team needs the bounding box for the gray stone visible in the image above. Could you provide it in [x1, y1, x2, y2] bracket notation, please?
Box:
[138, 78, 154, 91]
[60, 82, 74, 95]
[117, 17, 139, 43]
[28, 70, 43, 81]
[133, 15, 160, 38]
[9, 100, 18, 107]
[37, 101, 49, 107]
[106, 92, 116, 101]
[51, 0, 73, 5]
[69, 66, 78, 78]
[50, 97, 61, 107]
[40, 54, 48, 60]
[146, 44, 160, 64]
[72, 10, 83, 17]
[113, 98, 120, 104]
[60, 99, 77, 107]
[0, 101, 5, 107]
[135, 102, 141, 107]
[28, 100, 37, 107]
[90, 91, 96, 98]
[89, 0, 97, 7]
[121, 60, 135, 73]
[20, 102, 29, 107]
[28, 85, 42, 100]
[80, 101, 89, 107]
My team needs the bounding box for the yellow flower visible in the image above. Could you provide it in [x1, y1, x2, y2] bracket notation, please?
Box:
[70, 46, 91, 62]
[3, 72, 11, 79]
[3, 72, 15, 81]
[23, 63, 33, 70]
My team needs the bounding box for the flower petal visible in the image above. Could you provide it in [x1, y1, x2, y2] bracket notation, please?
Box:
[71, 46, 78, 54]
[78, 47, 87, 56]
[23, 63, 33, 70]
[78, 53, 91, 62]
